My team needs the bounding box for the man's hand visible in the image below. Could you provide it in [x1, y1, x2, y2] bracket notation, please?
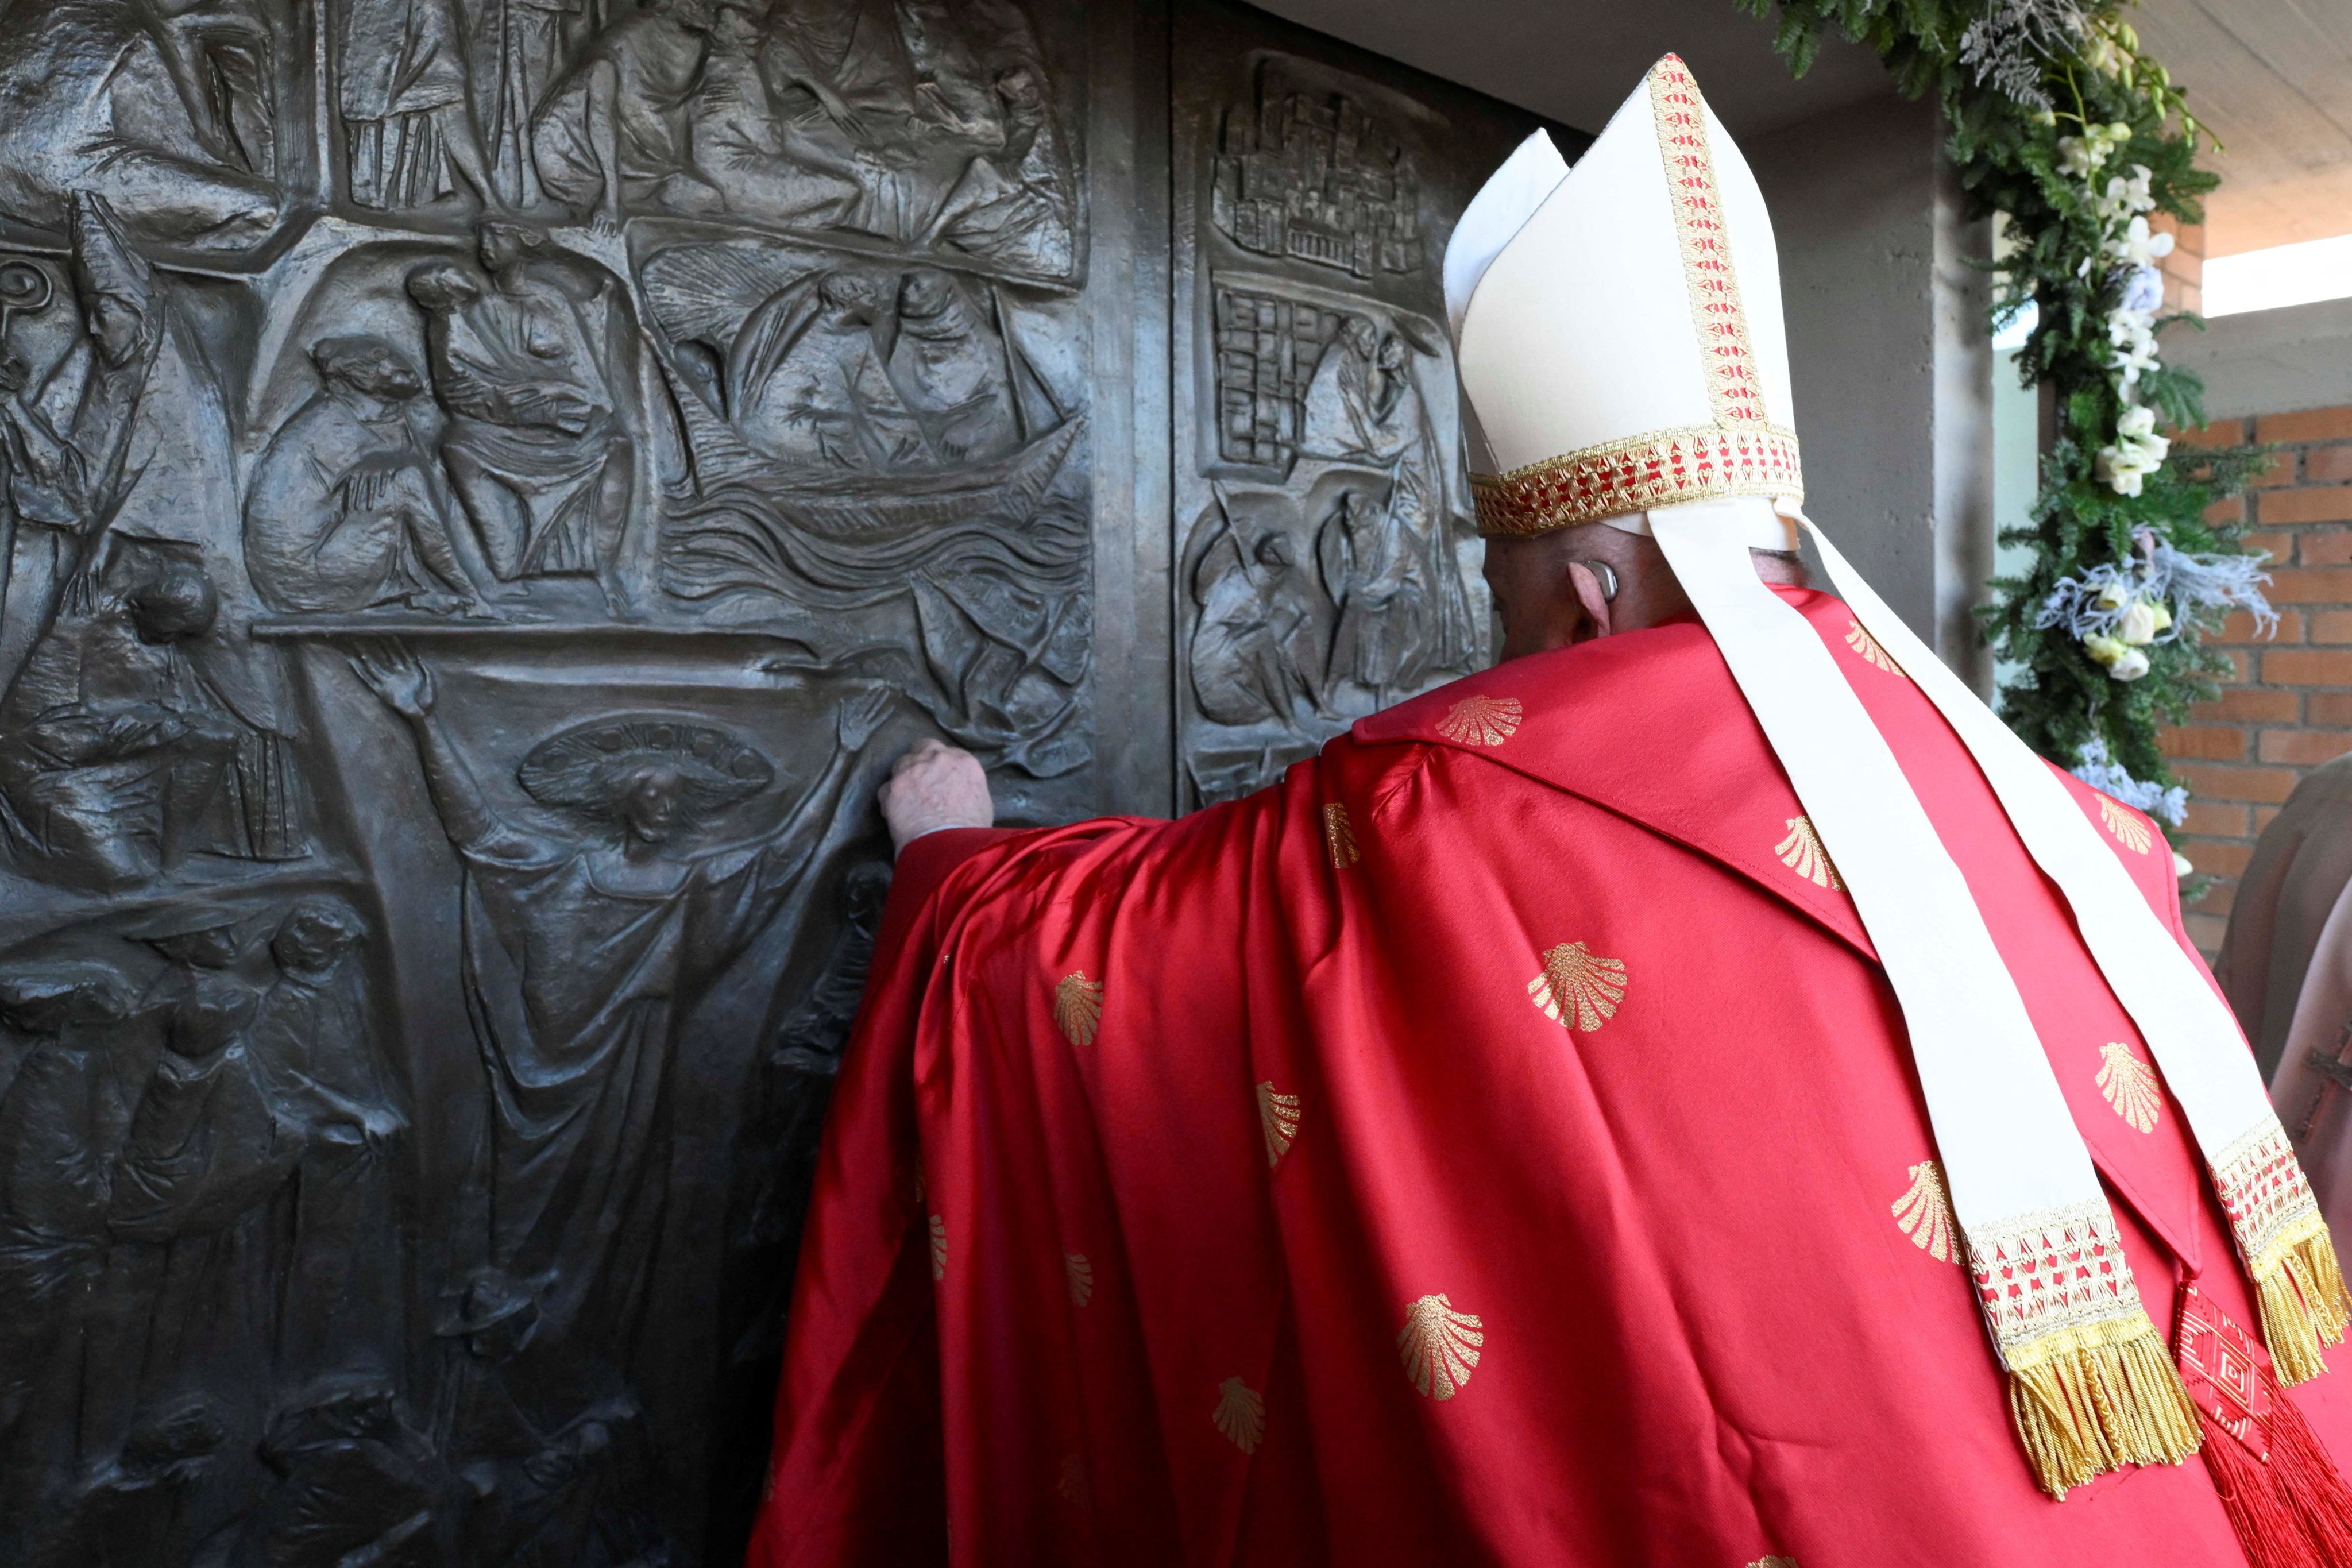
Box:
[878, 739, 992, 854]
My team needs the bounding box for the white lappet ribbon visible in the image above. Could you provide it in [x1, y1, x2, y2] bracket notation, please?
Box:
[1646, 496, 2346, 1495]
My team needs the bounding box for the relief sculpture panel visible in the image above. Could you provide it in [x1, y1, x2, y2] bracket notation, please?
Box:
[0, 0, 1548, 1558]
[1172, 7, 1572, 806]
[0, 0, 1090, 1560]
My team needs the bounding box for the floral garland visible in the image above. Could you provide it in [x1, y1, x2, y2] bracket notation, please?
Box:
[1745, 0, 2276, 853]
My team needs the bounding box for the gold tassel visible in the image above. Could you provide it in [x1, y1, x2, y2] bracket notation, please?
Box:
[2256, 1221, 2352, 1387]
[2006, 1314, 2202, 1499]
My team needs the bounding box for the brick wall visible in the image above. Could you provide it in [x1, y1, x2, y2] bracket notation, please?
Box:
[2161, 405, 2352, 954]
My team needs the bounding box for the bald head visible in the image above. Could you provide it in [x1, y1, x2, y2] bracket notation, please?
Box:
[1481, 524, 1807, 662]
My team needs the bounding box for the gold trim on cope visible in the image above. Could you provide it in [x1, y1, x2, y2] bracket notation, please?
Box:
[1065, 1250, 1094, 1307]
[929, 1212, 948, 1281]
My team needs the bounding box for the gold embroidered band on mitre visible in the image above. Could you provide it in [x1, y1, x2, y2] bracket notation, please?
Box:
[1466, 56, 1801, 538]
[1470, 426, 1803, 536]
[2212, 1118, 2352, 1384]
[1965, 1198, 2202, 1497]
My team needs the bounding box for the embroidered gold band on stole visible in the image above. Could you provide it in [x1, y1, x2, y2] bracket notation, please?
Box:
[1470, 426, 1803, 536]
[2212, 1118, 2352, 1383]
[1963, 1199, 2200, 1496]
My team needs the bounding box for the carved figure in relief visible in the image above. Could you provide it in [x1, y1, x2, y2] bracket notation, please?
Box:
[0, 0, 280, 250]
[1, 198, 307, 861]
[727, 268, 930, 469]
[341, 0, 497, 210]
[349, 642, 891, 1431]
[530, 0, 721, 232]
[1300, 316, 1418, 465]
[1190, 508, 1315, 726]
[250, 899, 408, 1388]
[760, 0, 918, 129]
[0, 566, 250, 888]
[929, 63, 1075, 276]
[682, 3, 864, 226]
[895, 0, 998, 137]
[1, 200, 167, 646]
[245, 337, 492, 615]
[886, 267, 1019, 462]
[223, 1381, 447, 1568]
[1318, 486, 1420, 700]
[407, 225, 636, 605]
[0, 960, 141, 1516]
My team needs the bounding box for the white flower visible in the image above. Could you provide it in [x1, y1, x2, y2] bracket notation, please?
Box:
[2117, 598, 2161, 645]
[2096, 439, 2163, 496]
[2106, 214, 2172, 268]
[2084, 632, 2128, 666]
[2095, 578, 2132, 611]
[2173, 850, 2193, 878]
[2109, 647, 2151, 681]
[2104, 304, 2162, 388]
[2117, 404, 2164, 446]
[2059, 136, 2106, 179]
[2120, 265, 2165, 315]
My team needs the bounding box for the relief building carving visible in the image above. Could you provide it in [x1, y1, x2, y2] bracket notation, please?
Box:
[0, 0, 1545, 1558]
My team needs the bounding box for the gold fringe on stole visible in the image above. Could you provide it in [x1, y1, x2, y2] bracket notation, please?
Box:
[2006, 1314, 2202, 1499]
[2254, 1217, 2352, 1386]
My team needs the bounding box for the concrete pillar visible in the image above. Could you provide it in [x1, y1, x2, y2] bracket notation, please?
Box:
[1749, 91, 1996, 689]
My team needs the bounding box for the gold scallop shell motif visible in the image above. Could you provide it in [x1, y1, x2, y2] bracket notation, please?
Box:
[1212, 1376, 1265, 1454]
[1891, 1160, 1957, 1264]
[929, 1212, 948, 1281]
[1064, 1250, 1094, 1307]
[1844, 619, 1902, 675]
[1054, 971, 1104, 1046]
[2099, 797, 2154, 855]
[1435, 694, 1524, 746]
[2098, 1041, 2162, 1133]
[1774, 815, 1843, 890]
[1257, 1081, 1301, 1168]
[1399, 1293, 1484, 1400]
[1323, 802, 1361, 869]
[1749, 1558, 1802, 1568]
[1527, 941, 1628, 1032]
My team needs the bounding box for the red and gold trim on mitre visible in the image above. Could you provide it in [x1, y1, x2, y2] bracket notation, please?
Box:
[1470, 424, 1802, 536]
[1467, 53, 1803, 537]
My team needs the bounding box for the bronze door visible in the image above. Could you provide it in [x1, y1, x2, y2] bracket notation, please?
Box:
[0, 0, 1552, 1559]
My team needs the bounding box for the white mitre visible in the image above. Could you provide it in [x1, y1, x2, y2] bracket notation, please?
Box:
[1446, 56, 1796, 551]
[1440, 54, 2351, 1505]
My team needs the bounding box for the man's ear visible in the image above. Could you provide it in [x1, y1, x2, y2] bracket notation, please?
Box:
[1565, 560, 1614, 642]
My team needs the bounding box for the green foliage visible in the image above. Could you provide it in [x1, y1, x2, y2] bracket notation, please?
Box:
[1743, 0, 2263, 820]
